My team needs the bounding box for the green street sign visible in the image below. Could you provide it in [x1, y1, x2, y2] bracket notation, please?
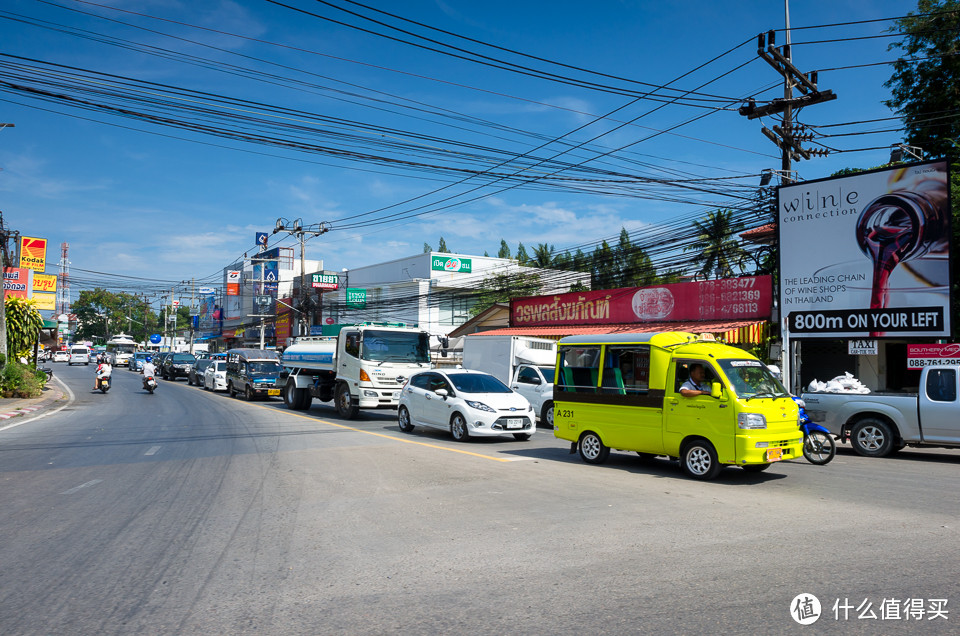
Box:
[346, 288, 366, 309]
[431, 256, 472, 273]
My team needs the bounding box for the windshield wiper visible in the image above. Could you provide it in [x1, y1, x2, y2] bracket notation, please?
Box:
[746, 391, 776, 401]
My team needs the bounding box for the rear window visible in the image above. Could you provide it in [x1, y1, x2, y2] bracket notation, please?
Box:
[71, 348, 87, 355]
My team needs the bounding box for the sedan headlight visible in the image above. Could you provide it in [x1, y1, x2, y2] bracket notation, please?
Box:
[738, 413, 767, 429]
[466, 400, 495, 412]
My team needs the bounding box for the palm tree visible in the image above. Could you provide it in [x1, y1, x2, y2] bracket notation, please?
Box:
[532, 243, 555, 267]
[685, 209, 747, 279]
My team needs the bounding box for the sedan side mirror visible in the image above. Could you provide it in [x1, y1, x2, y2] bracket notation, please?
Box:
[435, 388, 449, 398]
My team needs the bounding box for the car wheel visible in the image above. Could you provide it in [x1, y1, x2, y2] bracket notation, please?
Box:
[681, 439, 722, 480]
[245, 385, 254, 401]
[578, 431, 609, 464]
[850, 418, 895, 457]
[335, 383, 359, 419]
[513, 433, 531, 441]
[398, 406, 415, 432]
[450, 413, 469, 441]
[228, 382, 236, 398]
[741, 463, 771, 473]
[541, 401, 554, 428]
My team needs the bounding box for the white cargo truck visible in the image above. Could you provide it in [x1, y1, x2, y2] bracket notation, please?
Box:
[281, 322, 432, 418]
[461, 334, 557, 426]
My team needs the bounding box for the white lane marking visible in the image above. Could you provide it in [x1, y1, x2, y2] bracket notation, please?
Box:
[60, 479, 103, 495]
[145, 445, 162, 456]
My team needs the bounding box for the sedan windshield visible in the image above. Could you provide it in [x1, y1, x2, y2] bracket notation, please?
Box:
[171, 354, 196, 363]
[446, 373, 512, 394]
[718, 359, 790, 399]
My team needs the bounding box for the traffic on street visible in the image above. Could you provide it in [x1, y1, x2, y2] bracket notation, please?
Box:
[1, 361, 957, 634]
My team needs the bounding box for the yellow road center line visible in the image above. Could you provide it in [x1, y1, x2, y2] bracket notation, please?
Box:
[248, 400, 513, 462]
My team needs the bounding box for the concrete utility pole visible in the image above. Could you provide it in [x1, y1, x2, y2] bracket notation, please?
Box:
[736, 2, 841, 393]
[273, 218, 329, 337]
[738, 7, 836, 182]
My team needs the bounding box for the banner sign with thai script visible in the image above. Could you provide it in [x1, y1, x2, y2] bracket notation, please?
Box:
[511, 276, 772, 326]
[312, 273, 339, 289]
[33, 273, 57, 293]
[3, 267, 32, 299]
[907, 343, 960, 369]
[431, 256, 471, 273]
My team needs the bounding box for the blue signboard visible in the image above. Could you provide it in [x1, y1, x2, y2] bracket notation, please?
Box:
[149, 333, 162, 344]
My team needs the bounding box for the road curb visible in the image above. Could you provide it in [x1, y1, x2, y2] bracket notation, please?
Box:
[0, 377, 70, 428]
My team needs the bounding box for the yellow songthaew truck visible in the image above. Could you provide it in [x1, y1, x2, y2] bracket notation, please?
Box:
[553, 332, 803, 480]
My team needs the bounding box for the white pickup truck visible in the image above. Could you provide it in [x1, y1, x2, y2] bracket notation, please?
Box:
[801, 365, 959, 457]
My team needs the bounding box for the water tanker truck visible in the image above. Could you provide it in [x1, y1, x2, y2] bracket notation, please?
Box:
[281, 322, 433, 418]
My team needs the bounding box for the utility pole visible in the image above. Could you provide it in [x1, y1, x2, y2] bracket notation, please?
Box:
[0, 210, 16, 359]
[738, 18, 836, 181]
[273, 218, 329, 337]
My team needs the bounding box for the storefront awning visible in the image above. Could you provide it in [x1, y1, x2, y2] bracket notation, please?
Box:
[472, 320, 769, 344]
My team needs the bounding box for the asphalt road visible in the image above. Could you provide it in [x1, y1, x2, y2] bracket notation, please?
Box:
[1, 361, 958, 635]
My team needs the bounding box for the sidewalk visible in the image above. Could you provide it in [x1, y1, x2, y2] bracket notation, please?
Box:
[0, 377, 69, 423]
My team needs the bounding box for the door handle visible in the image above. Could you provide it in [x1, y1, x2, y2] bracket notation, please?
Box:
[667, 398, 679, 405]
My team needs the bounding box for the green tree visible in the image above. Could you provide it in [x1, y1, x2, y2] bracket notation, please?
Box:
[73, 289, 157, 343]
[614, 227, 658, 287]
[438, 237, 449, 253]
[497, 239, 511, 259]
[685, 209, 747, 279]
[468, 271, 542, 317]
[591, 241, 616, 289]
[884, 0, 960, 158]
[423, 242, 432, 253]
[514, 242, 530, 265]
[532, 243, 555, 267]
[4, 297, 44, 359]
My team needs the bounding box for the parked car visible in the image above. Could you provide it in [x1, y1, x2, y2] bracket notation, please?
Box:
[204, 360, 227, 392]
[188, 359, 214, 386]
[161, 353, 197, 380]
[68, 346, 90, 366]
[397, 369, 536, 441]
[53, 350, 70, 363]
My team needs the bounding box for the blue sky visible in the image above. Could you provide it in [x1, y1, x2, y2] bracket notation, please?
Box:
[0, 0, 921, 313]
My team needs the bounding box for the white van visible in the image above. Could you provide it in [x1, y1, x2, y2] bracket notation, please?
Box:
[69, 346, 90, 366]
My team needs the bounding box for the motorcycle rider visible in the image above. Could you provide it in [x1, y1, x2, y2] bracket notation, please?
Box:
[95, 357, 113, 390]
[141, 357, 157, 390]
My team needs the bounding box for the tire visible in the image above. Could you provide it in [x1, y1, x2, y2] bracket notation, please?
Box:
[540, 401, 554, 428]
[398, 406, 415, 432]
[513, 433, 531, 441]
[741, 463, 771, 473]
[681, 439, 722, 480]
[228, 382, 237, 399]
[284, 381, 311, 411]
[335, 383, 359, 419]
[850, 418, 895, 458]
[450, 413, 469, 441]
[803, 431, 836, 465]
[578, 431, 610, 464]
[244, 385, 254, 401]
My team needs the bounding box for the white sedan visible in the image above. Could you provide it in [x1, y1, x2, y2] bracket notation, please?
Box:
[398, 369, 535, 441]
[203, 360, 227, 392]
[53, 350, 70, 363]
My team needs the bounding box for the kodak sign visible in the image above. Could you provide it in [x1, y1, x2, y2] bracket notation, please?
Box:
[19, 236, 47, 272]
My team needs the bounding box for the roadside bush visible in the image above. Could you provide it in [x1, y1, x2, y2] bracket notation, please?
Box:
[0, 361, 44, 398]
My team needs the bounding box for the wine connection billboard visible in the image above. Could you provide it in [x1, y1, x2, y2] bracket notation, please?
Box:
[778, 160, 952, 338]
